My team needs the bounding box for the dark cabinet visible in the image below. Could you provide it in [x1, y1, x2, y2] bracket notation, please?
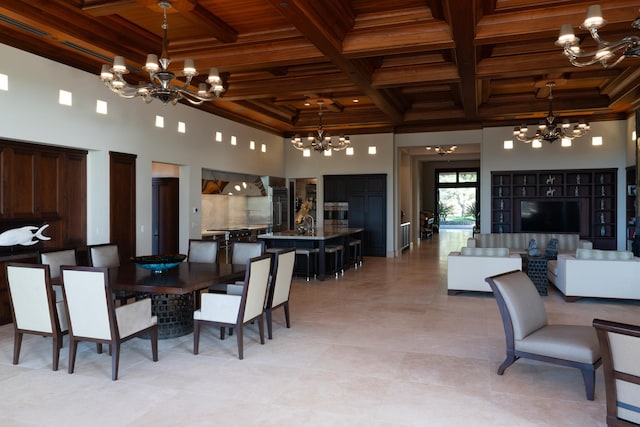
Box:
[0, 140, 87, 326]
[0, 140, 86, 249]
[325, 174, 387, 257]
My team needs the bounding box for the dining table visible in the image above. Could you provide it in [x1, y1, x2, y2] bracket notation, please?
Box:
[107, 261, 246, 339]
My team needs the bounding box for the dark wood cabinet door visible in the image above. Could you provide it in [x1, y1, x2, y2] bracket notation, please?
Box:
[152, 178, 179, 254]
[9, 148, 37, 218]
[36, 151, 61, 218]
[110, 152, 137, 261]
[325, 174, 387, 257]
[63, 152, 87, 246]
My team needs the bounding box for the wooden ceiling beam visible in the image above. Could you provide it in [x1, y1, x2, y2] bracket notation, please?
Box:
[268, 0, 404, 123]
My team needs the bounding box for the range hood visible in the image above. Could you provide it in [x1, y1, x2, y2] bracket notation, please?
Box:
[202, 169, 266, 196]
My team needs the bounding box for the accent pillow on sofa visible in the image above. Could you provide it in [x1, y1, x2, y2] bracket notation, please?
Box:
[575, 248, 634, 261]
[460, 247, 510, 257]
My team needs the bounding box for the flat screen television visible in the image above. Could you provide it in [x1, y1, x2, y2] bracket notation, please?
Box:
[520, 200, 581, 233]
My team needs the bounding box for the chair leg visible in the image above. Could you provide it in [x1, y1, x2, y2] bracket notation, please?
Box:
[68, 338, 78, 374]
[52, 336, 61, 371]
[236, 326, 244, 360]
[150, 326, 158, 362]
[111, 342, 120, 381]
[497, 353, 517, 375]
[581, 367, 596, 401]
[220, 326, 226, 340]
[284, 302, 291, 328]
[13, 331, 23, 365]
[193, 320, 201, 354]
[266, 308, 273, 340]
[258, 315, 265, 345]
[96, 343, 103, 354]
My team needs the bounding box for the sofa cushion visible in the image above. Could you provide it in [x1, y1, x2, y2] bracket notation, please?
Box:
[576, 249, 634, 261]
[460, 247, 509, 257]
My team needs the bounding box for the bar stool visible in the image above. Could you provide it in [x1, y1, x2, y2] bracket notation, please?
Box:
[348, 238, 363, 268]
[295, 248, 318, 281]
[324, 244, 344, 278]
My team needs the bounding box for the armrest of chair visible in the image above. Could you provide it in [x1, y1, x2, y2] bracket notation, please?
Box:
[579, 240, 593, 250]
[198, 293, 241, 323]
[115, 298, 157, 338]
[466, 238, 477, 248]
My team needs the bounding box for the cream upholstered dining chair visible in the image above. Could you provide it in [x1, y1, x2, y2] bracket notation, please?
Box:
[485, 270, 602, 400]
[39, 248, 78, 300]
[88, 243, 136, 305]
[265, 248, 295, 339]
[187, 239, 219, 263]
[60, 266, 158, 380]
[593, 318, 640, 426]
[194, 254, 271, 359]
[218, 240, 266, 295]
[5, 263, 68, 371]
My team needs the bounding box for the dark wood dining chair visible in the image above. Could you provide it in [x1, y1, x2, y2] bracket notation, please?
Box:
[265, 248, 295, 339]
[193, 254, 271, 359]
[593, 318, 640, 426]
[5, 263, 68, 371]
[88, 243, 136, 305]
[60, 266, 158, 380]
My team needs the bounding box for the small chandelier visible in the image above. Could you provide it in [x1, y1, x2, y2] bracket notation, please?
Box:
[99, 0, 224, 105]
[556, 4, 640, 69]
[513, 82, 590, 147]
[291, 100, 351, 153]
[426, 145, 457, 155]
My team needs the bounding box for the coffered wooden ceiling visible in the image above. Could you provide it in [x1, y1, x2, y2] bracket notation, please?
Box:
[2, 0, 640, 137]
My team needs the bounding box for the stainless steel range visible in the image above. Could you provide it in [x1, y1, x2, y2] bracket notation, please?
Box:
[206, 228, 252, 263]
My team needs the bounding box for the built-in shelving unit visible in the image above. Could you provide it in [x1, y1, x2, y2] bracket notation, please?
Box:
[491, 168, 617, 250]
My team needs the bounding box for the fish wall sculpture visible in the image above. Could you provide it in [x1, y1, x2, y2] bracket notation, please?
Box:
[0, 224, 51, 246]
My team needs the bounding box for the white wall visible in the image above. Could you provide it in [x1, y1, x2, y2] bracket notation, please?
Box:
[0, 43, 285, 255]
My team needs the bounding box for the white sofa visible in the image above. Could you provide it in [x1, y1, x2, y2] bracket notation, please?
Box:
[548, 248, 640, 301]
[467, 233, 591, 255]
[447, 247, 522, 294]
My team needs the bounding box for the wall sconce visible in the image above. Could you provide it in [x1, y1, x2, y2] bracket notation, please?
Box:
[592, 136, 603, 146]
[503, 140, 513, 150]
[368, 146, 377, 155]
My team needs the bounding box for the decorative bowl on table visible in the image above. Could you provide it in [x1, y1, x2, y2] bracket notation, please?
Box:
[131, 254, 187, 274]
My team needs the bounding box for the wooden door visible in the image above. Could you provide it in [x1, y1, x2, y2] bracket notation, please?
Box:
[110, 152, 136, 261]
[152, 177, 179, 254]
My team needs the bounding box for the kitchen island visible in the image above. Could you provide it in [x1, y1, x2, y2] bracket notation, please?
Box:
[258, 228, 364, 280]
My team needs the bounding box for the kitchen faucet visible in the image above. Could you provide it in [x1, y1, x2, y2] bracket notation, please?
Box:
[304, 215, 315, 234]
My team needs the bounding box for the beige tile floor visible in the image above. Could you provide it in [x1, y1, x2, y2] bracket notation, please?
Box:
[0, 229, 638, 426]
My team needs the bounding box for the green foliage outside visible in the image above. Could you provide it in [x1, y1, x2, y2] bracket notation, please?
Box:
[438, 188, 476, 225]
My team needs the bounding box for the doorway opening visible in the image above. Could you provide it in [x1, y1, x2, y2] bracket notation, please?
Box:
[436, 168, 479, 230]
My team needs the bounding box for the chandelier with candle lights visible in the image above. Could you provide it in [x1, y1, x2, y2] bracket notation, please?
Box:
[513, 82, 590, 147]
[99, 0, 225, 105]
[556, 4, 640, 69]
[290, 100, 351, 153]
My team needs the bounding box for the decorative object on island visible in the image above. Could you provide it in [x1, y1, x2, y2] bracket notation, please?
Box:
[0, 224, 50, 246]
[131, 254, 186, 274]
[511, 82, 590, 148]
[99, 1, 225, 105]
[294, 200, 314, 234]
[556, 4, 640, 69]
[291, 99, 350, 155]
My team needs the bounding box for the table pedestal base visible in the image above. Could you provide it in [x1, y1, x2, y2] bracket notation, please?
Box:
[147, 293, 194, 339]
